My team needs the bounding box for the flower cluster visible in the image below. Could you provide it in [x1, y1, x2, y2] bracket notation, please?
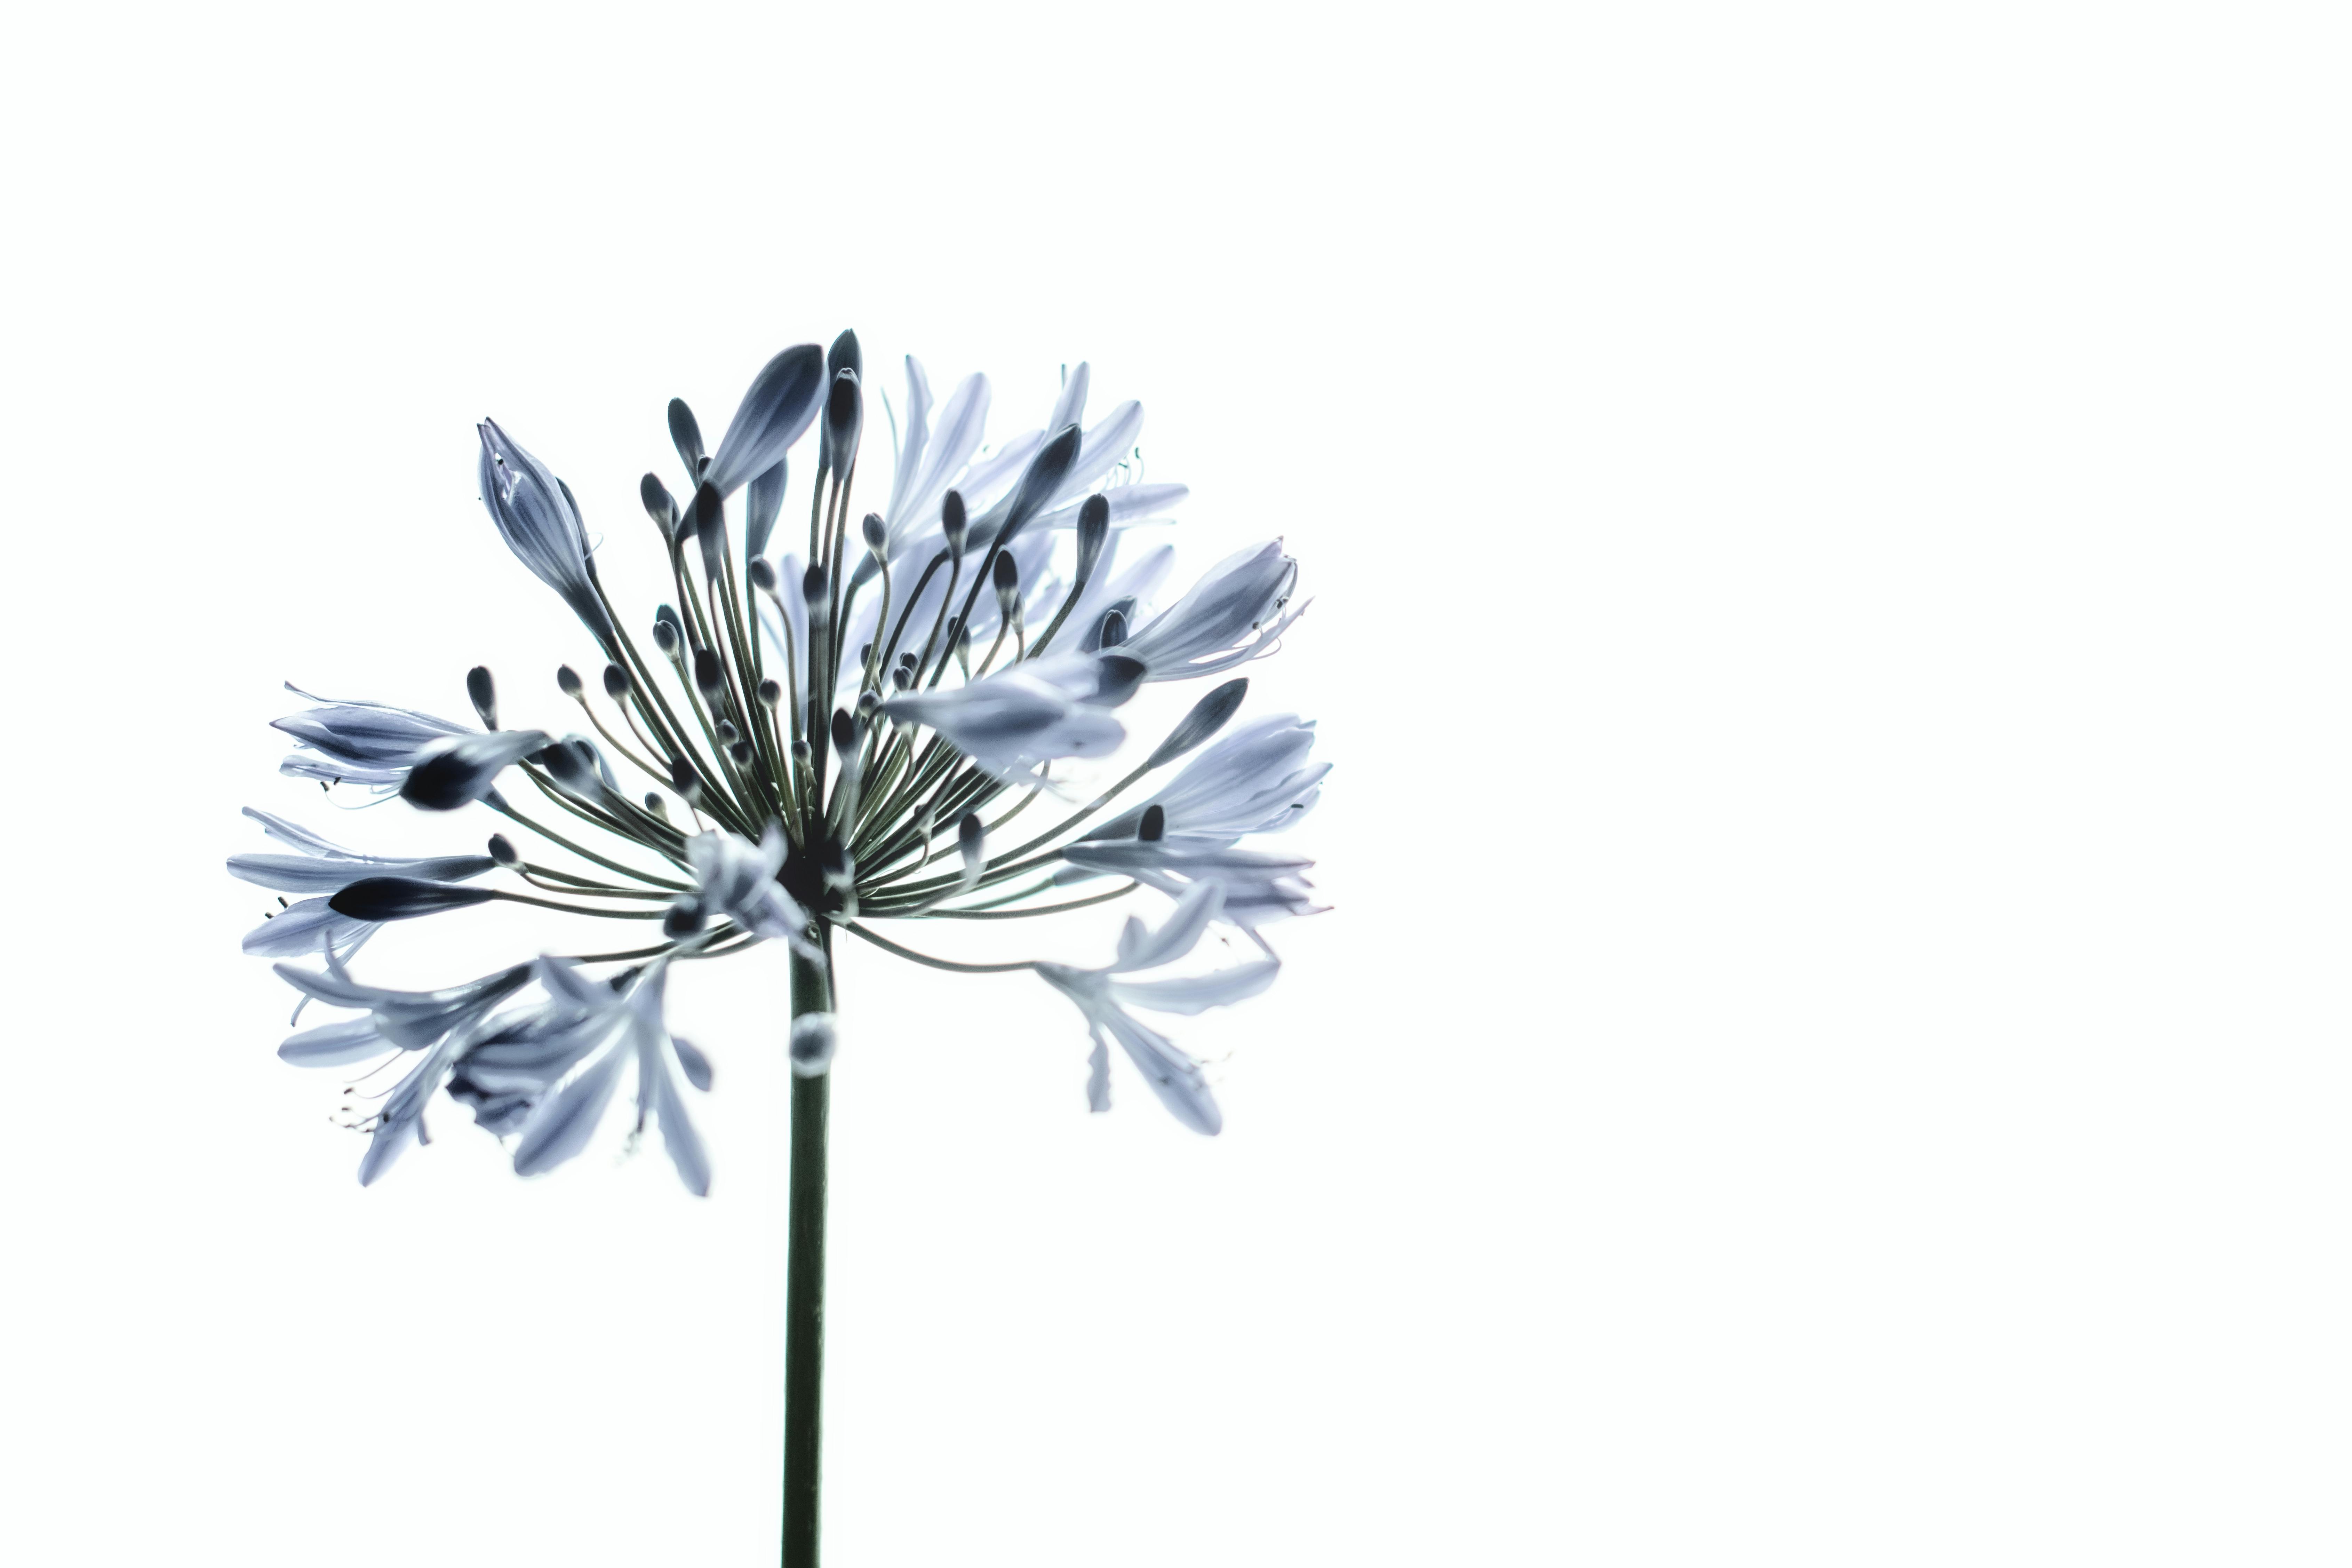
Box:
[234, 335, 1326, 1191]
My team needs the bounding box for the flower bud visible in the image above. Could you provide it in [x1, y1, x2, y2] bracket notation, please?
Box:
[1075, 492, 1111, 581]
[329, 877, 497, 922]
[992, 550, 1020, 616]
[1146, 678, 1248, 769]
[824, 368, 862, 477]
[941, 490, 967, 556]
[668, 398, 705, 478]
[640, 472, 679, 538]
[466, 666, 497, 729]
[862, 511, 888, 558]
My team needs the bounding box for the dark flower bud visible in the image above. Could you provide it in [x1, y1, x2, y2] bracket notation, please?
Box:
[466, 666, 498, 729]
[941, 490, 967, 555]
[746, 459, 787, 558]
[640, 472, 679, 537]
[694, 483, 728, 582]
[958, 811, 986, 881]
[757, 678, 783, 708]
[824, 368, 862, 476]
[997, 423, 1082, 549]
[538, 738, 601, 795]
[992, 549, 1020, 615]
[486, 833, 521, 868]
[1075, 493, 1111, 581]
[1139, 804, 1166, 843]
[890, 664, 911, 691]
[603, 663, 630, 700]
[328, 877, 496, 922]
[556, 664, 584, 699]
[1096, 608, 1128, 650]
[651, 620, 680, 658]
[401, 730, 551, 811]
[862, 511, 888, 557]
[828, 328, 861, 382]
[747, 556, 778, 594]
[830, 707, 855, 753]
[693, 647, 727, 702]
[668, 398, 705, 478]
[1147, 678, 1249, 769]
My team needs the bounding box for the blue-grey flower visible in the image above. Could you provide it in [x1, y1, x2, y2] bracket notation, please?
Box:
[476, 420, 621, 651]
[880, 652, 1141, 783]
[273, 685, 472, 788]
[1116, 540, 1305, 683]
[232, 806, 493, 960]
[243, 335, 1325, 1208]
[1086, 714, 1327, 845]
[1035, 883, 1278, 1135]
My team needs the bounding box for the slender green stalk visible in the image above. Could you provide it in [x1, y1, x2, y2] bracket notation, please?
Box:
[783, 933, 834, 1568]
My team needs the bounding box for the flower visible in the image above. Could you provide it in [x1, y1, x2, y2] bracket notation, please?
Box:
[230, 806, 494, 961]
[477, 420, 621, 652]
[239, 334, 1326, 1189]
[1115, 539, 1305, 682]
[1035, 883, 1279, 1134]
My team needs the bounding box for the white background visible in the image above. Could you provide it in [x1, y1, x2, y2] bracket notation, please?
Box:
[3, 3, 2348, 1563]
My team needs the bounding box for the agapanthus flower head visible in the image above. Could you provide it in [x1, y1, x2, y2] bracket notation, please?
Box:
[237, 339, 1328, 1191]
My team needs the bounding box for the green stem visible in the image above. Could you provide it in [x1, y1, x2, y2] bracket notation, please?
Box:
[783, 932, 833, 1568]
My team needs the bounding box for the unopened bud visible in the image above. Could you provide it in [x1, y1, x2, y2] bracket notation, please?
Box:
[862, 511, 887, 557]
[668, 398, 704, 477]
[824, 368, 862, 475]
[466, 666, 497, 729]
[941, 490, 967, 555]
[1075, 493, 1111, 580]
[1146, 677, 1248, 769]
[640, 472, 678, 536]
[992, 550, 1019, 615]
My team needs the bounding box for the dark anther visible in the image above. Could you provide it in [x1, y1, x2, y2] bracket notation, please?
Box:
[668, 756, 702, 805]
[856, 690, 879, 717]
[603, 663, 631, 700]
[651, 618, 681, 658]
[729, 740, 756, 768]
[715, 719, 740, 745]
[748, 557, 777, 594]
[830, 707, 855, 752]
[992, 549, 1020, 613]
[486, 833, 521, 868]
[643, 792, 670, 819]
[664, 901, 708, 939]
[466, 666, 497, 729]
[891, 665, 911, 690]
[693, 647, 726, 701]
[1139, 805, 1166, 843]
[557, 664, 584, 699]
[758, 678, 783, 708]
[1098, 609, 1128, 648]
